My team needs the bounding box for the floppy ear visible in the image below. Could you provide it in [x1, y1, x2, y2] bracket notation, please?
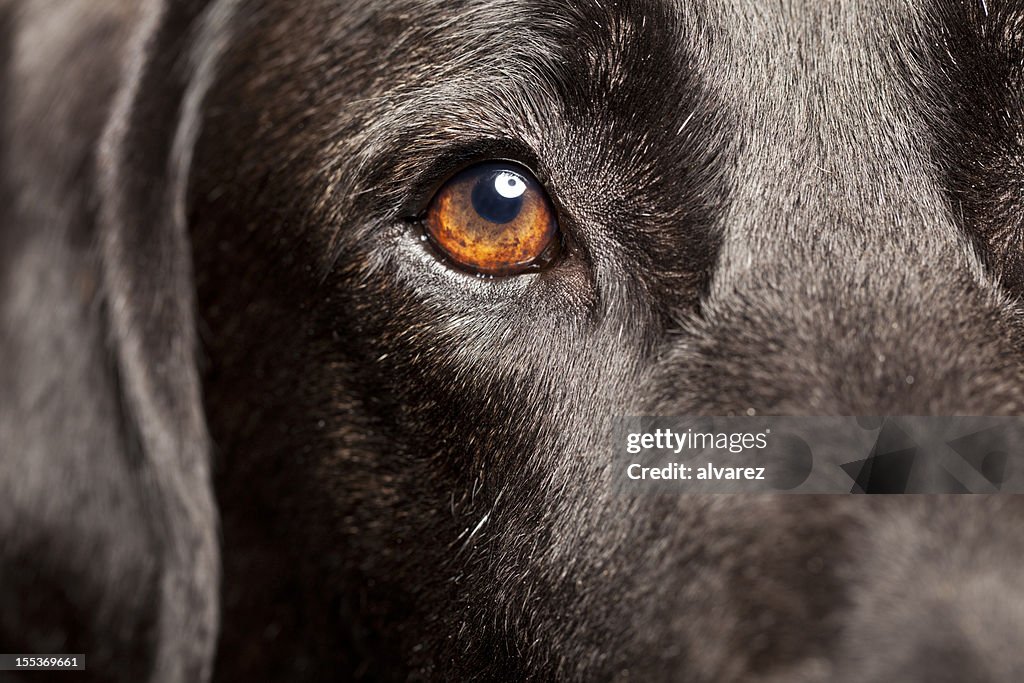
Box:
[97, 0, 221, 679]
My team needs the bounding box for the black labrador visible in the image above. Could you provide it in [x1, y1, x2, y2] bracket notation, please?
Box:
[2, 0, 1023, 680]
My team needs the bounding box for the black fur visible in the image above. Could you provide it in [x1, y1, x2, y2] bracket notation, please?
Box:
[2, 0, 1024, 681]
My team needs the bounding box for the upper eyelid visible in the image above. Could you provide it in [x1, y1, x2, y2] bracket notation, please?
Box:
[396, 141, 549, 220]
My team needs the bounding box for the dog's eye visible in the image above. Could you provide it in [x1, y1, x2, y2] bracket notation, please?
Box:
[424, 162, 560, 276]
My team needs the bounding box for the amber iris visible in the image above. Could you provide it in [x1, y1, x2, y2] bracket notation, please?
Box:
[424, 162, 559, 275]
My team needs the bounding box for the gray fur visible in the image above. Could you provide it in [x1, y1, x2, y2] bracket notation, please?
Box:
[1, 0, 1023, 681]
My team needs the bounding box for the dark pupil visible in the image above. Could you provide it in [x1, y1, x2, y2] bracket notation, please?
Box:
[471, 172, 523, 224]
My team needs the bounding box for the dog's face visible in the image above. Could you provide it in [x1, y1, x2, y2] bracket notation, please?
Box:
[23, 0, 1021, 680]
[176, 0, 1024, 680]
[171, 1, 1024, 680]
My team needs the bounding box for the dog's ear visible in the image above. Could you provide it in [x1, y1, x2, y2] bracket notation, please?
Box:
[97, 0, 221, 679]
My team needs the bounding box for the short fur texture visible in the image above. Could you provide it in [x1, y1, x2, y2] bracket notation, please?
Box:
[1, 0, 1023, 681]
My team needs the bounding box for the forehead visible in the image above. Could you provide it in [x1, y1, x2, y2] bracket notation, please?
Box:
[230, 0, 1022, 154]
[210, 0, 1020, 255]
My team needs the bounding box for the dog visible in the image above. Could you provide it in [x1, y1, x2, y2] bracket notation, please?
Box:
[2, 0, 1024, 680]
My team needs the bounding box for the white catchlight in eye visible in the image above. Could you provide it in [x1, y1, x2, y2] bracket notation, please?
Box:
[494, 172, 528, 199]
